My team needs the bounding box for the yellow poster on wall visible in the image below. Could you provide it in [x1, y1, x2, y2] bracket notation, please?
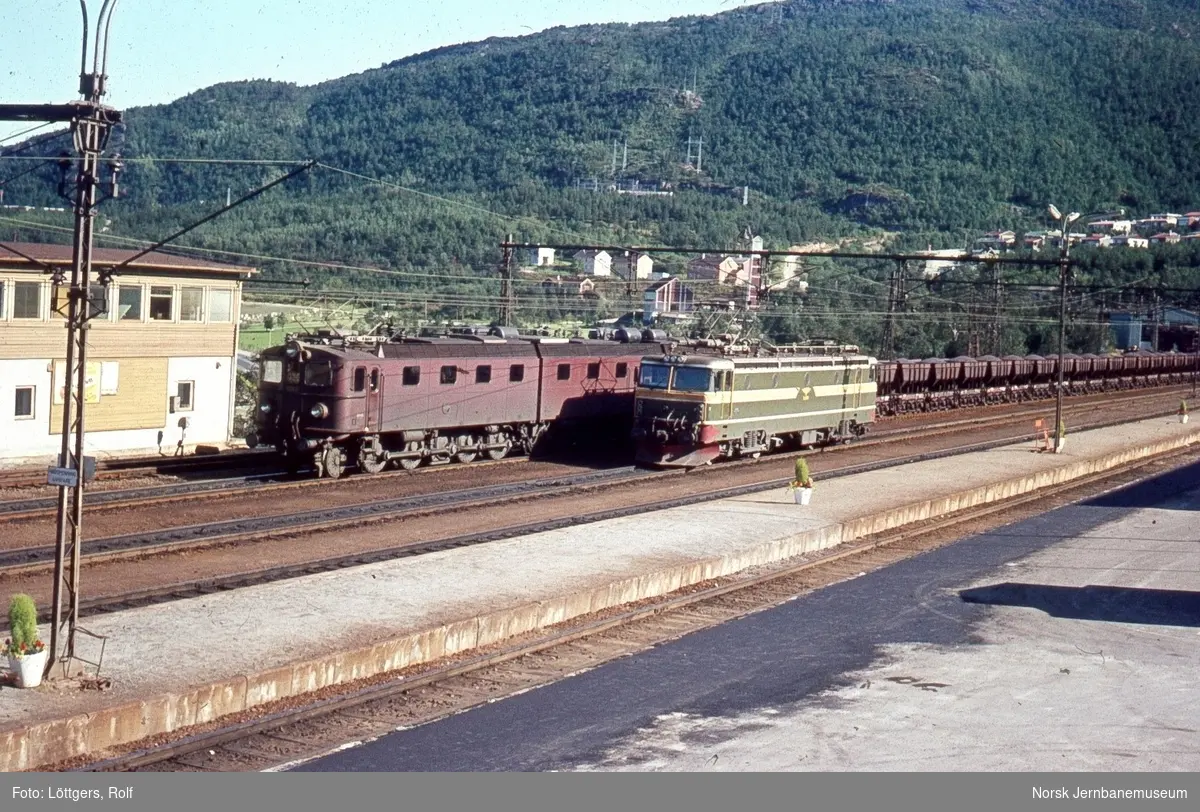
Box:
[52, 361, 102, 405]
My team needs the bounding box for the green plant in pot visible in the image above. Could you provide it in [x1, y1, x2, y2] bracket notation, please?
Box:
[1180, 400, 1189, 424]
[790, 458, 814, 504]
[6, 594, 47, 688]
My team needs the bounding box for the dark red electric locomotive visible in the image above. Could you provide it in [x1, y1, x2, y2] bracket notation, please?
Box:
[254, 327, 671, 478]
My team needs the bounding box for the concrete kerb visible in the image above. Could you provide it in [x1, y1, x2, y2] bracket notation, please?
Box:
[4, 428, 1197, 772]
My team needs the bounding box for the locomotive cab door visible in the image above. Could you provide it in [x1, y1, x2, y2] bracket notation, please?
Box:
[365, 367, 382, 430]
[713, 370, 734, 420]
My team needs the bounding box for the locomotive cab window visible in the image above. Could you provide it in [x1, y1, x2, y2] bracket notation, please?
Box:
[475, 365, 492, 384]
[370, 369, 379, 392]
[586, 362, 600, 379]
[557, 363, 571, 381]
[440, 365, 458, 385]
[303, 360, 333, 388]
[639, 363, 670, 389]
[403, 366, 420, 386]
[509, 364, 525, 382]
[616, 362, 628, 379]
[674, 367, 714, 393]
[263, 360, 283, 384]
[353, 367, 366, 392]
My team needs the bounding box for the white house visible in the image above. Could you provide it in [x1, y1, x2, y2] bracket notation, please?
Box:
[527, 247, 555, 267]
[573, 249, 612, 277]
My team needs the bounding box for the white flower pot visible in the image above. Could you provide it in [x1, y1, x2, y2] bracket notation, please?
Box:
[794, 488, 813, 505]
[1054, 439, 1066, 454]
[8, 650, 48, 688]
[1180, 414, 1189, 424]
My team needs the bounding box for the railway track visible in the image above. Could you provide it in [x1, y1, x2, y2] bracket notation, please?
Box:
[0, 447, 275, 491]
[68, 438, 1200, 773]
[2, 398, 1187, 635]
[1, 384, 1190, 522]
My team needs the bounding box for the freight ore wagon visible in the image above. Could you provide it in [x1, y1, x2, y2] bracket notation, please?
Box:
[874, 350, 1198, 415]
[633, 343, 877, 467]
[254, 328, 672, 478]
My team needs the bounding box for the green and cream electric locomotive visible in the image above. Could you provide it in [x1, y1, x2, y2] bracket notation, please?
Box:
[632, 343, 878, 467]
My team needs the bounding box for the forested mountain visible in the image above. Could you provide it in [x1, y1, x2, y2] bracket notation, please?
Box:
[3, 0, 1199, 351]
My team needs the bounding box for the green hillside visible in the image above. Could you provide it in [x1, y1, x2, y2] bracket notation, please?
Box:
[3, 0, 1199, 352]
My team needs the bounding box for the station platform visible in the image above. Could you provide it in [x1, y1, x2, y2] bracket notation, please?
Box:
[2, 415, 1199, 772]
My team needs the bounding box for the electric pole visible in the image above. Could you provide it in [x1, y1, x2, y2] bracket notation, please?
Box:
[881, 260, 907, 360]
[499, 234, 515, 326]
[0, 0, 123, 678]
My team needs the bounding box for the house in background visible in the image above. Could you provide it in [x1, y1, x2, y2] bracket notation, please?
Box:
[0, 242, 255, 464]
[643, 277, 694, 325]
[572, 249, 612, 277]
[526, 247, 556, 267]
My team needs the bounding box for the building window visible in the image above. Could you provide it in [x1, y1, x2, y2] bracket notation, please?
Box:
[175, 381, 194, 411]
[208, 288, 233, 322]
[0, 281, 5, 319]
[12, 281, 42, 319]
[14, 386, 34, 419]
[616, 362, 628, 378]
[353, 367, 366, 392]
[402, 366, 420, 386]
[180, 287, 204, 321]
[149, 286, 173, 321]
[509, 364, 525, 383]
[440, 365, 457, 385]
[557, 363, 571, 381]
[118, 285, 142, 320]
[475, 365, 492, 384]
[587, 362, 601, 379]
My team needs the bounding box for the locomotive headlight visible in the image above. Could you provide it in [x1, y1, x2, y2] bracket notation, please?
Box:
[285, 344, 300, 358]
[259, 403, 272, 414]
[309, 402, 329, 419]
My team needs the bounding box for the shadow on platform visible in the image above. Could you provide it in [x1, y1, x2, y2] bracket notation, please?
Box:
[1081, 458, 1200, 510]
[959, 582, 1200, 627]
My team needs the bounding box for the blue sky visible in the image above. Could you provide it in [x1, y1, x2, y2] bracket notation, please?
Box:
[2, 1, 752, 141]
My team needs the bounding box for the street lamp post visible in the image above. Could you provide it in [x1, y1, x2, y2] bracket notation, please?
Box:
[1047, 205, 1079, 453]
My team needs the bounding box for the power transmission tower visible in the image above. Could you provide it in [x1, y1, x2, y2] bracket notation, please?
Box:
[686, 135, 703, 172]
[0, 0, 123, 678]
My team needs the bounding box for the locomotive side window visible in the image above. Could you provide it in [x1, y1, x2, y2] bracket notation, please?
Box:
[370, 369, 379, 391]
[304, 360, 333, 387]
[557, 363, 571, 381]
[616, 363, 628, 378]
[510, 364, 525, 382]
[353, 367, 366, 392]
[403, 366, 420, 386]
[263, 360, 283, 384]
[440, 365, 458, 384]
[586, 362, 600, 379]
[476, 365, 492, 384]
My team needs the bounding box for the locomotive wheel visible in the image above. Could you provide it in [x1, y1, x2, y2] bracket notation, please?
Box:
[322, 447, 346, 480]
[397, 457, 421, 471]
[359, 453, 388, 474]
[454, 451, 478, 463]
[486, 447, 507, 461]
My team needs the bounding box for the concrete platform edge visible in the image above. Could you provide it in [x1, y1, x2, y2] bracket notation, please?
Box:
[3, 430, 1196, 771]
